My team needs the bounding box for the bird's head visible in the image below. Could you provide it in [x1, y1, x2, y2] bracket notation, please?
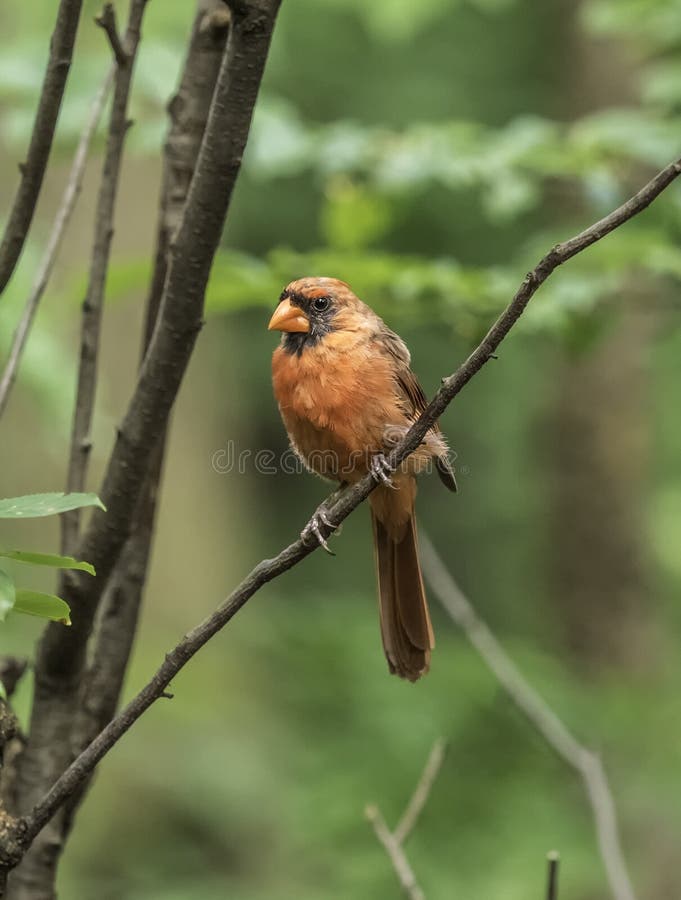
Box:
[268, 277, 374, 354]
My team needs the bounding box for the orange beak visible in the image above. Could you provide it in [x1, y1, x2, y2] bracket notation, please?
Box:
[268, 298, 310, 333]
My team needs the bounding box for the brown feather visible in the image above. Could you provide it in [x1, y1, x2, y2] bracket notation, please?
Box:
[372, 508, 433, 682]
[375, 326, 456, 491]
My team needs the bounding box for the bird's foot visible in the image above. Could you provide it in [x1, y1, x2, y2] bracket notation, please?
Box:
[301, 508, 338, 556]
[370, 452, 397, 489]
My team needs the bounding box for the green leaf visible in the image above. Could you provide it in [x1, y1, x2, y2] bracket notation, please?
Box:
[0, 568, 16, 622]
[13, 590, 71, 625]
[0, 680, 6, 702]
[0, 493, 105, 519]
[0, 550, 95, 576]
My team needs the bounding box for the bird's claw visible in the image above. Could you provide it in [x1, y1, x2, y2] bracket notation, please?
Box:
[301, 509, 338, 555]
[370, 453, 397, 489]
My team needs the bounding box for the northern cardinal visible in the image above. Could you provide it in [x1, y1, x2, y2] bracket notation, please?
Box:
[269, 277, 456, 681]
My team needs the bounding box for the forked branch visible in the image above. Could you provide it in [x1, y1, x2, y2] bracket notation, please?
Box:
[420, 533, 636, 900]
[366, 737, 447, 899]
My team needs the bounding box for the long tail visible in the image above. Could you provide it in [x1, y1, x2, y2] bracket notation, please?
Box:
[371, 508, 434, 681]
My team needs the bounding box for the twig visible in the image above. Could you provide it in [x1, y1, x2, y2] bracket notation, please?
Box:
[419, 533, 636, 900]
[546, 851, 560, 900]
[0, 69, 114, 420]
[61, 0, 148, 554]
[366, 737, 446, 899]
[95, 3, 128, 66]
[394, 738, 447, 845]
[365, 805, 425, 900]
[5, 153, 679, 862]
[0, 0, 84, 297]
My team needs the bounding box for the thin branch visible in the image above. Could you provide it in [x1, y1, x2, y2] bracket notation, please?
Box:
[546, 851, 560, 900]
[94, 3, 129, 67]
[366, 738, 446, 899]
[580, 755, 636, 900]
[9, 153, 679, 863]
[0, 0, 84, 297]
[394, 738, 447, 845]
[65, 0, 230, 827]
[365, 806, 425, 900]
[61, 0, 148, 555]
[419, 533, 636, 900]
[0, 69, 114, 421]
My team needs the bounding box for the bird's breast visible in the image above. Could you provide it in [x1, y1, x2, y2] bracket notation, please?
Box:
[272, 339, 406, 480]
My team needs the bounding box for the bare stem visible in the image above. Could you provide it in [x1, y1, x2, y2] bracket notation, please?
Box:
[95, 3, 129, 66]
[0, 68, 114, 420]
[546, 851, 560, 900]
[61, 0, 148, 554]
[394, 738, 447, 845]
[0, 0, 84, 296]
[419, 533, 636, 900]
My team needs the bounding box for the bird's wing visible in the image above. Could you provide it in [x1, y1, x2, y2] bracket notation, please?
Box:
[375, 326, 457, 491]
[374, 327, 424, 416]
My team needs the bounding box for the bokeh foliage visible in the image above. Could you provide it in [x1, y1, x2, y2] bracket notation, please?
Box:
[1, 0, 681, 897]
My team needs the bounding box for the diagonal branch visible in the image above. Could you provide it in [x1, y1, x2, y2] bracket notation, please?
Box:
[7, 153, 680, 860]
[419, 533, 636, 900]
[0, 0, 84, 297]
[0, 68, 114, 421]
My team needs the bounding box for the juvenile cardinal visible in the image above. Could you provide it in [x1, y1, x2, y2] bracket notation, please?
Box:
[269, 277, 455, 681]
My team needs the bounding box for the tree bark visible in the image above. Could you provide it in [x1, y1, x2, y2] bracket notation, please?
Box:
[5, 0, 279, 896]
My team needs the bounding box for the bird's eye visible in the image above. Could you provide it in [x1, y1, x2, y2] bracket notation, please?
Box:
[312, 296, 330, 312]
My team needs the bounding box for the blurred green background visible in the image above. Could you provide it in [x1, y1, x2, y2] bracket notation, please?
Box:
[1, 0, 681, 897]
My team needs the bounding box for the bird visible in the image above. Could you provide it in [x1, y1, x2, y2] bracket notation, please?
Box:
[268, 277, 456, 681]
